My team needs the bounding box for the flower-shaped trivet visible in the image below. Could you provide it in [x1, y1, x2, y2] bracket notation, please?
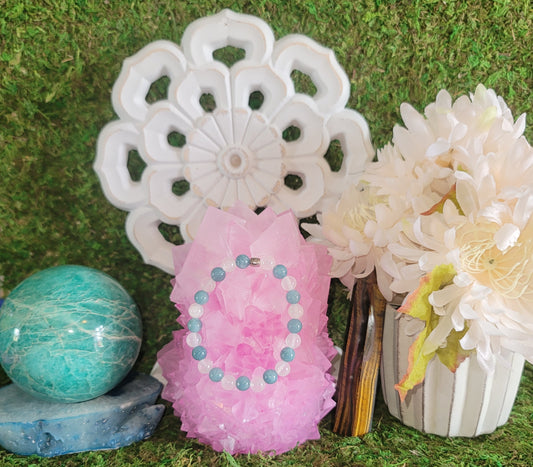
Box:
[94, 9, 373, 274]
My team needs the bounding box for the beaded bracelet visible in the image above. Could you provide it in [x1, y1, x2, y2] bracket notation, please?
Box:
[185, 254, 303, 392]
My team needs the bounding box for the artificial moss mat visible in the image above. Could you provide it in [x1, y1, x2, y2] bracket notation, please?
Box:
[1, 0, 532, 465]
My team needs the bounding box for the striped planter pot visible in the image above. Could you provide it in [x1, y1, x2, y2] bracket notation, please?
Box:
[381, 304, 525, 437]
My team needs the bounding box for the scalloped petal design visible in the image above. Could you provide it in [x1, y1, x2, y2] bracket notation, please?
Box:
[94, 9, 373, 273]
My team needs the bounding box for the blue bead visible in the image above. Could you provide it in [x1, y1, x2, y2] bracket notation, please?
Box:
[287, 319, 302, 333]
[211, 267, 226, 282]
[209, 367, 224, 382]
[263, 369, 278, 384]
[235, 254, 250, 269]
[280, 347, 295, 362]
[273, 264, 287, 279]
[236, 376, 250, 391]
[187, 318, 202, 333]
[286, 289, 301, 304]
[192, 346, 207, 361]
[194, 290, 209, 305]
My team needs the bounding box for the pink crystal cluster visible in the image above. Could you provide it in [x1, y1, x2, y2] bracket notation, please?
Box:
[157, 203, 336, 454]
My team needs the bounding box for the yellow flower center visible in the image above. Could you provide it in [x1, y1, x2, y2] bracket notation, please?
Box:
[457, 221, 533, 300]
[340, 185, 380, 232]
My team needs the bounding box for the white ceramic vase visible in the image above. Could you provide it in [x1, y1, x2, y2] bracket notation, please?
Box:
[381, 304, 525, 437]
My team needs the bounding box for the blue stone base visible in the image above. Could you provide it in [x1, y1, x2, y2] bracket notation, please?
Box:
[0, 373, 164, 457]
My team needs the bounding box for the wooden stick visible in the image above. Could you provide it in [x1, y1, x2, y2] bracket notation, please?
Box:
[333, 272, 387, 436]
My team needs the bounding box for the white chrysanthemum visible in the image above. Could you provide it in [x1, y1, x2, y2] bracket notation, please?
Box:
[310, 84, 533, 369]
[365, 142, 454, 223]
[368, 85, 527, 221]
[303, 183, 399, 300]
[390, 185, 533, 372]
[394, 85, 525, 172]
[366, 84, 533, 372]
[365, 84, 528, 278]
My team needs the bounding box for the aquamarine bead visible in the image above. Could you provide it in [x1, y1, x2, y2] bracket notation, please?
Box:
[235, 254, 250, 269]
[286, 289, 301, 304]
[192, 346, 207, 361]
[236, 376, 250, 391]
[287, 319, 302, 333]
[273, 264, 287, 279]
[209, 367, 224, 382]
[263, 369, 278, 384]
[0, 265, 142, 403]
[194, 290, 209, 304]
[280, 347, 295, 362]
[211, 267, 226, 282]
[187, 318, 202, 333]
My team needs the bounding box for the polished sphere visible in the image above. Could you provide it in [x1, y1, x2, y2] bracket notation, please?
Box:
[0, 265, 142, 402]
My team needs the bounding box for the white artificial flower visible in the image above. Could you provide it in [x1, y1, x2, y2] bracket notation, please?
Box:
[369, 85, 527, 223]
[303, 182, 399, 300]
[396, 187, 533, 371]
[312, 84, 533, 376]
[368, 84, 533, 374]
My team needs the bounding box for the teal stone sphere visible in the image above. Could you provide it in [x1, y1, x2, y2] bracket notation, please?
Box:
[0, 265, 142, 403]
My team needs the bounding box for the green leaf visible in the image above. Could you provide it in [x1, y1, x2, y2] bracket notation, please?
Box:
[394, 264, 472, 401]
[436, 327, 471, 371]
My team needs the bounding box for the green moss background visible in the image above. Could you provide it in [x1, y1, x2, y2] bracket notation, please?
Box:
[1, 0, 532, 465]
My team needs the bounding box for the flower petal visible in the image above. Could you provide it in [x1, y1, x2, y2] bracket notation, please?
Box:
[494, 223, 520, 251]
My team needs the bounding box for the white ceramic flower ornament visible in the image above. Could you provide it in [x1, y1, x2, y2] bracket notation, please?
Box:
[95, 9, 373, 274]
